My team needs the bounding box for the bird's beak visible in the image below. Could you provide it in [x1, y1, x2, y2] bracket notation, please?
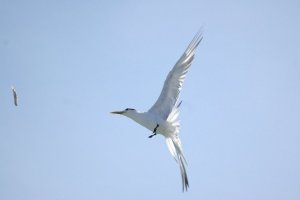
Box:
[110, 111, 125, 115]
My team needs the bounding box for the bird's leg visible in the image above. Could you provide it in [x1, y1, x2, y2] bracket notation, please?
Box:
[148, 124, 159, 138]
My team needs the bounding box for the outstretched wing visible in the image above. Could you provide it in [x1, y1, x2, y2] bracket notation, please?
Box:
[148, 31, 203, 119]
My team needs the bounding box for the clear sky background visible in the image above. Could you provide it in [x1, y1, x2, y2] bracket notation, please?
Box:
[1, 0, 300, 199]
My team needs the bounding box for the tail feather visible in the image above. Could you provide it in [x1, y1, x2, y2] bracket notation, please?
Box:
[165, 101, 188, 191]
[167, 101, 182, 129]
[166, 137, 189, 192]
[166, 137, 177, 162]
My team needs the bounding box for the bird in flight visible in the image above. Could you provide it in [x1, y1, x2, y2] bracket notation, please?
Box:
[111, 31, 203, 192]
[11, 86, 18, 106]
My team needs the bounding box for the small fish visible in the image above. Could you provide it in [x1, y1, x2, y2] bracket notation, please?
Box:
[11, 86, 18, 106]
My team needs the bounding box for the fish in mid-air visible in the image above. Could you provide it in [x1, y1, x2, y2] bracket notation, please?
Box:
[11, 86, 18, 106]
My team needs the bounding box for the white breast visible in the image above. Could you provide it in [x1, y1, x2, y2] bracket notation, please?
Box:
[125, 111, 175, 137]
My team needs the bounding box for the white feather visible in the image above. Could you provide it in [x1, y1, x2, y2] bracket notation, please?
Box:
[148, 31, 203, 119]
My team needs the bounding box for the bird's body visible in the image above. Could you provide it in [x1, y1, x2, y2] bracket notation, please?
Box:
[122, 109, 176, 138]
[111, 31, 203, 192]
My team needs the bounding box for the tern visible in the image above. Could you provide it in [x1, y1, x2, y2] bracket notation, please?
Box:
[11, 86, 18, 106]
[111, 31, 203, 191]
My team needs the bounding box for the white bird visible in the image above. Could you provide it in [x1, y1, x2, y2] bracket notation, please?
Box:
[11, 86, 18, 106]
[111, 31, 203, 192]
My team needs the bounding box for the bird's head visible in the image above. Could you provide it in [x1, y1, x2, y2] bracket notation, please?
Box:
[110, 108, 137, 116]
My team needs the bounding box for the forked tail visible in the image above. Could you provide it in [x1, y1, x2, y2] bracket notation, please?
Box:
[165, 101, 188, 191]
[166, 136, 189, 192]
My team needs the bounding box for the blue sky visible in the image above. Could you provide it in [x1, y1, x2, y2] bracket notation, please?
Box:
[1, 0, 300, 199]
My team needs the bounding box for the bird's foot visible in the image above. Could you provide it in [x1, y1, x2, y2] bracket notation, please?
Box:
[148, 133, 157, 138]
[148, 124, 159, 138]
[153, 124, 159, 133]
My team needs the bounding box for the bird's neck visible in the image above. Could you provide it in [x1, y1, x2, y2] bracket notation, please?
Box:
[125, 111, 147, 124]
